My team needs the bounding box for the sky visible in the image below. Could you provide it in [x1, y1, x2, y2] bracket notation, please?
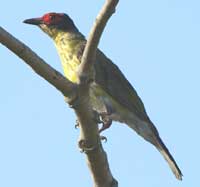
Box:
[0, 0, 199, 186]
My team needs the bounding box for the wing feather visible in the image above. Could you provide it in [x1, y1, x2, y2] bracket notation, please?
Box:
[95, 50, 150, 121]
[77, 42, 150, 122]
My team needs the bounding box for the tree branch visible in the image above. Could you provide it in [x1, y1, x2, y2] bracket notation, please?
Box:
[76, 0, 119, 186]
[77, 0, 119, 83]
[0, 26, 77, 101]
[74, 90, 118, 187]
[0, 27, 117, 187]
[0, 1, 119, 186]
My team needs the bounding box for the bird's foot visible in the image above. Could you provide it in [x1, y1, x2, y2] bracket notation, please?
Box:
[78, 139, 100, 153]
[99, 113, 112, 133]
[75, 119, 79, 129]
[100, 135, 107, 142]
[92, 110, 103, 124]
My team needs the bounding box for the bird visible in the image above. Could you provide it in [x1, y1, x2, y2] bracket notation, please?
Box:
[23, 12, 182, 180]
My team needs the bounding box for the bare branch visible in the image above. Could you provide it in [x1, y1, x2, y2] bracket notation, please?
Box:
[75, 0, 119, 186]
[74, 87, 118, 187]
[0, 26, 76, 100]
[77, 0, 119, 83]
[0, 26, 117, 186]
[0, 1, 120, 186]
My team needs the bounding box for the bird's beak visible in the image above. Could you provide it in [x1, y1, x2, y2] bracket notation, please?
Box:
[23, 17, 43, 25]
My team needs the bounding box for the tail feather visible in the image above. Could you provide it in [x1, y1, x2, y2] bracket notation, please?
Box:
[155, 135, 183, 180]
[126, 119, 182, 180]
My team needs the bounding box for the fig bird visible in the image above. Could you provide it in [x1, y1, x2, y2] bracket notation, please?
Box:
[24, 12, 182, 180]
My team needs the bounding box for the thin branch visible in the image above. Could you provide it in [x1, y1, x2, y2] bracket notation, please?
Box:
[77, 0, 119, 83]
[0, 26, 76, 100]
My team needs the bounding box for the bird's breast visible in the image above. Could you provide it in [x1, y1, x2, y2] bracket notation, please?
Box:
[55, 39, 81, 83]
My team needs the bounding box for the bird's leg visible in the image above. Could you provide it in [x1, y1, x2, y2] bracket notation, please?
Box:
[98, 103, 113, 133]
[92, 110, 103, 124]
[90, 110, 107, 142]
[99, 113, 112, 133]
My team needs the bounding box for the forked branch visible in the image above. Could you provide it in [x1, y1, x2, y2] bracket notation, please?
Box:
[77, 0, 119, 83]
[0, 0, 119, 187]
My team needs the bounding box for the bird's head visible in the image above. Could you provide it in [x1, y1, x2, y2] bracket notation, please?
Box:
[23, 12, 78, 38]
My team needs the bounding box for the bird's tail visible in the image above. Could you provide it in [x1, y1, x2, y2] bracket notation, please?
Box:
[126, 119, 182, 180]
[155, 135, 183, 180]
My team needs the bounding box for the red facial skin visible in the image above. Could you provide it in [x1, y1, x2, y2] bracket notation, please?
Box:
[42, 13, 65, 25]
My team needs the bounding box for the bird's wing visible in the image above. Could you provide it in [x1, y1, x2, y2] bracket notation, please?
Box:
[94, 50, 150, 122]
[77, 41, 150, 121]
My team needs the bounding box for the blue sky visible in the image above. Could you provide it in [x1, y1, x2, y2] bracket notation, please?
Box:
[0, 0, 199, 186]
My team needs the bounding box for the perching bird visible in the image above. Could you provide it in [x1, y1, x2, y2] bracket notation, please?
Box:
[24, 12, 182, 180]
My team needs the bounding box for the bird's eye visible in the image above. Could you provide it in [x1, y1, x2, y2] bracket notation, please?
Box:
[49, 15, 56, 21]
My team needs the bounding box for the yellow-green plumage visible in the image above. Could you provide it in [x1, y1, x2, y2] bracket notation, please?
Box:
[53, 30, 130, 122]
[55, 33, 82, 83]
[24, 12, 182, 180]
